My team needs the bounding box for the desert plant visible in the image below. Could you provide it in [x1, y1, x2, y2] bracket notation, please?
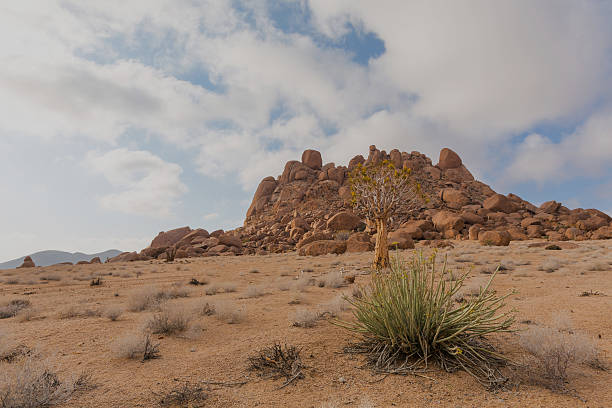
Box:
[244, 285, 267, 298]
[337, 252, 515, 387]
[112, 332, 160, 361]
[319, 271, 344, 288]
[349, 160, 424, 270]
[212, 300, 245, 324]
[0, 299, 31, 319]
[248, 344, 304, 387]
[103, 306, 123, 321]
[520, 326, 602, 390]
[146, 305, 191, 335]
[89, 277, 102, 286]
[0, 358, 89, 407]
[291, 308, 320, 328]
[165, 247, 177, 263]
[159, 383, 208, 407]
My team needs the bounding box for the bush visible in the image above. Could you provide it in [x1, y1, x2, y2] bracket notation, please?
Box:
[337, 253, 515, 387]
[291, 309, 319, 328]
[0, 358, 89, 407]
[212, 300, 246, 324]
[104, 306, 123, 321]
[112, 332, 160, 361]
[319, 272, 344, 289]
[146, 305, 191, 335]
[127, 285, 190, 312]
[0, 299, 31, 319]
[244, 285, 267, 298]
[520, 326, 603, 390]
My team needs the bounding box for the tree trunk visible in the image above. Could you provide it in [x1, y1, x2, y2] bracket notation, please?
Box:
[373, 218, 389, 270]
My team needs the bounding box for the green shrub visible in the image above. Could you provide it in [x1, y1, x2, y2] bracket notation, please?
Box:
[337, 252, 515, 387]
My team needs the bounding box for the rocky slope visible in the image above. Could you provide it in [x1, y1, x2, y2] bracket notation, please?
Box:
[111, 145, 612, 261]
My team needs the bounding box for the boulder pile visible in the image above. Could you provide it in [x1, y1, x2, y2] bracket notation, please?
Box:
[110, 145, 612, 261]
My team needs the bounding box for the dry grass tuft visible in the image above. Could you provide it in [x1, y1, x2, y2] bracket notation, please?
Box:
[212, 300, 246, 324]
[0, 358, 90, 407]
[146, 305, 192, 335]
[520, 326, 602, 391]
[127, 284, 190, 312]
[58, 305, 101, 319]
[0, 299, 31, 319]
[103, 306, 123, 321]
[318, 271, 345, 288]
[244, 285, 267, 298]
[159, 383, 208, 407]
[291, 308, 320, 328]
[112, 332, 160, 361]
[248, 343, 304, 387]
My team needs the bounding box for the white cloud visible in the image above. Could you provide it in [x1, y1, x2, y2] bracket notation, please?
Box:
[0, 0, 611, 192]
[202, 212, 219, 220]
[506, 106, 612, 183]
[86, 148, 187, 217]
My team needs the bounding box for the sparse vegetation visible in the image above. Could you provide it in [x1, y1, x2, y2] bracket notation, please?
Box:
[159, 383, 208, 407]
[127, 285, 190, 312]
[0, 299, 31, 319]
[146, 305, 192, 335]
[244, 284, 267, 298]
[520, 326, 603, 390]
[112, 332, 160, 361]
[0, 358, 90, 407]
[248, 344, 304, 387]
[337, 253, 515, 387]
[103, 306, 123, 321]
[211, 300, 245, 324]
[291, 308, 320, 328]
[318, 271, 344, 288]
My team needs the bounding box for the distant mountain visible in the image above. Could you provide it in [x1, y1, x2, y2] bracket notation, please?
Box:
[0, 250, 123, 269]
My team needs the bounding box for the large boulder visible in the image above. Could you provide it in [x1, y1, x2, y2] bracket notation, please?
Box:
[326, 211, 362, 231]
[301, 149, 322, 170]
[437, 148, 462, 170]
[298, 240, 347, 256]
[218, 233, 242, 248]
[432, 211, 465, 232]
[539, 200, 561, 214]
[296, 232, 334, 249]
[348, 154, 365, 170]
[246, 176, 278, 218]
[89, 257, 102, 264]
[108, 252, 149, 263]
[346, 232, 373, 253]
[18, 256, 35, 268]
[175, 228, 210, 249]
[591, 226, 612, 240]
[483, 194, 517, 214]
[478, 230, 511, 246]
[440, 188, 469, 209]
[150, 227, 192, 248]
[388, 229, 415, 249]
[576, 216, 608, 232]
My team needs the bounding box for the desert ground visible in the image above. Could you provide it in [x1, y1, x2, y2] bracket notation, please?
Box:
[1, 240, 611, 408]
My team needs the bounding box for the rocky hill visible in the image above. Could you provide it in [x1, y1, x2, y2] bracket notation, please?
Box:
[111, 146, 612, 262]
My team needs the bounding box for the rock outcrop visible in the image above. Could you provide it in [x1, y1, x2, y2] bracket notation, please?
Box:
[18, 256, 35, 268]
[122, 145, 612, 260]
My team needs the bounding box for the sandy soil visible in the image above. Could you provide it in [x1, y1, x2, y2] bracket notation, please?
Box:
[1, 240, 611, 407]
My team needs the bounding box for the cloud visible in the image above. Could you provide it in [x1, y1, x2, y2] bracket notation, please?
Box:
[202, 212, 219, 220]
[86, 148, 187, 217]
[0, 0, 611, 194]
[506, 106, 612, 183]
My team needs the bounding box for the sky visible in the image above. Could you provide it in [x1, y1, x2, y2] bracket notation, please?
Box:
[1, 0, 611, 262]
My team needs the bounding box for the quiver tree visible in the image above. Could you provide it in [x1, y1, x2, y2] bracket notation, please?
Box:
[349, 160, 424, 270]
